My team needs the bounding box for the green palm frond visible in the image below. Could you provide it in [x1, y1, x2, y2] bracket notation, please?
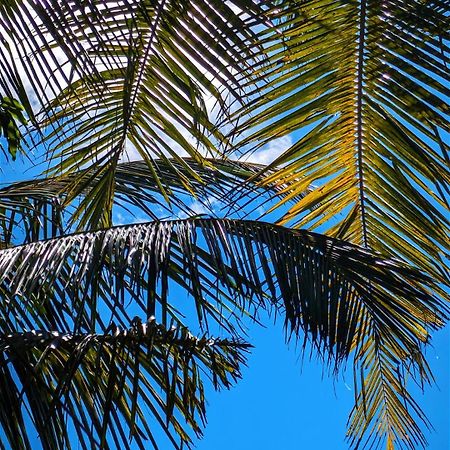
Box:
[0, 0, 265, 229]
[0, 321, 250, 450]
[0, 28, 34, 124]
[0, 96, 27, 160]
[0, 157, 309, 246]
[348, 330, 433, 450]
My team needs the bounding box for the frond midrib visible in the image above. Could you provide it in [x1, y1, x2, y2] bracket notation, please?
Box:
[121, 0, 168, 153]
[355, 0, 369, 248]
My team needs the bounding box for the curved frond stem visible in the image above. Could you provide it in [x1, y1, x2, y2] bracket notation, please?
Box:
[0, 218, 446, 363]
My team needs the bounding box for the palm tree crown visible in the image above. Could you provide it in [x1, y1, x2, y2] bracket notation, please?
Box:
[0, 1, 448, 449]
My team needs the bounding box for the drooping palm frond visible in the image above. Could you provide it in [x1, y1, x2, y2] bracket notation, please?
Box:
[0, 193, 64, 248]
[0, 320, 250, 450]
[348, 330, 433, 450]
[226, 2, 449, 447]
[0, 0, 266, 229]
[0, 218, 446, 365]
[0, 218, 446, 448]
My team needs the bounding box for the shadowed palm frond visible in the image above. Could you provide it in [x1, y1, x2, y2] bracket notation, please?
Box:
[0, 97, 27, 161]
[0, 219, 446, 364]
[0, 218, 446, 449]
[0, 321, 250, 450]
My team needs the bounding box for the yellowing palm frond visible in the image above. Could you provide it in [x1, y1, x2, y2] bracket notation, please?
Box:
[228, 2, 450, 448]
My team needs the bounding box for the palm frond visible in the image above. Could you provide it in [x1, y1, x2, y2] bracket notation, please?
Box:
[1, 218, 446, 448]
[227, 4, 449, 446]
[0, 321, 250, 450]
[0, 157, 310, 245]
[348, 328, 434, 450]
[0, 0, 265, 229]
[0, 96, 27, 160]
[0, 218, 446, 363]
[231, 0, 449, 284]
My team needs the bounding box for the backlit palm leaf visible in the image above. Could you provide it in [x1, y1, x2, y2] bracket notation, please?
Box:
[229, 2, 449, 447]
[233, 1, 449, 282]
[0, 0, 263, 229]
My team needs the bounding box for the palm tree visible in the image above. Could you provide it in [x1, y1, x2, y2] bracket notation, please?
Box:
[0, 1, 448, 449]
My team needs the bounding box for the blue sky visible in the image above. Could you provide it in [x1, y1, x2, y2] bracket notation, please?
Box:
[197, 320, 449, 450]
[1, 10, 449, 445]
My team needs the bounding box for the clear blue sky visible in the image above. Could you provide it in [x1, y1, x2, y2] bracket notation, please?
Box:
[196, 319, 449, 450]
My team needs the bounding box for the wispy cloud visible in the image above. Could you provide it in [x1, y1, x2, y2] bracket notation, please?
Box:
[177, 200, 211, 219]
[113, 211, 151, 226]
[246, 135, 292, 165]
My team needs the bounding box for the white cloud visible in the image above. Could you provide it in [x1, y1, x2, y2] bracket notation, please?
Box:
[246, 135, 292, 165]
[188, 200, 211, 215]
[3, 3, 252, 168]
[113, 211, 150, 226]
[177, 198, 215, 219]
